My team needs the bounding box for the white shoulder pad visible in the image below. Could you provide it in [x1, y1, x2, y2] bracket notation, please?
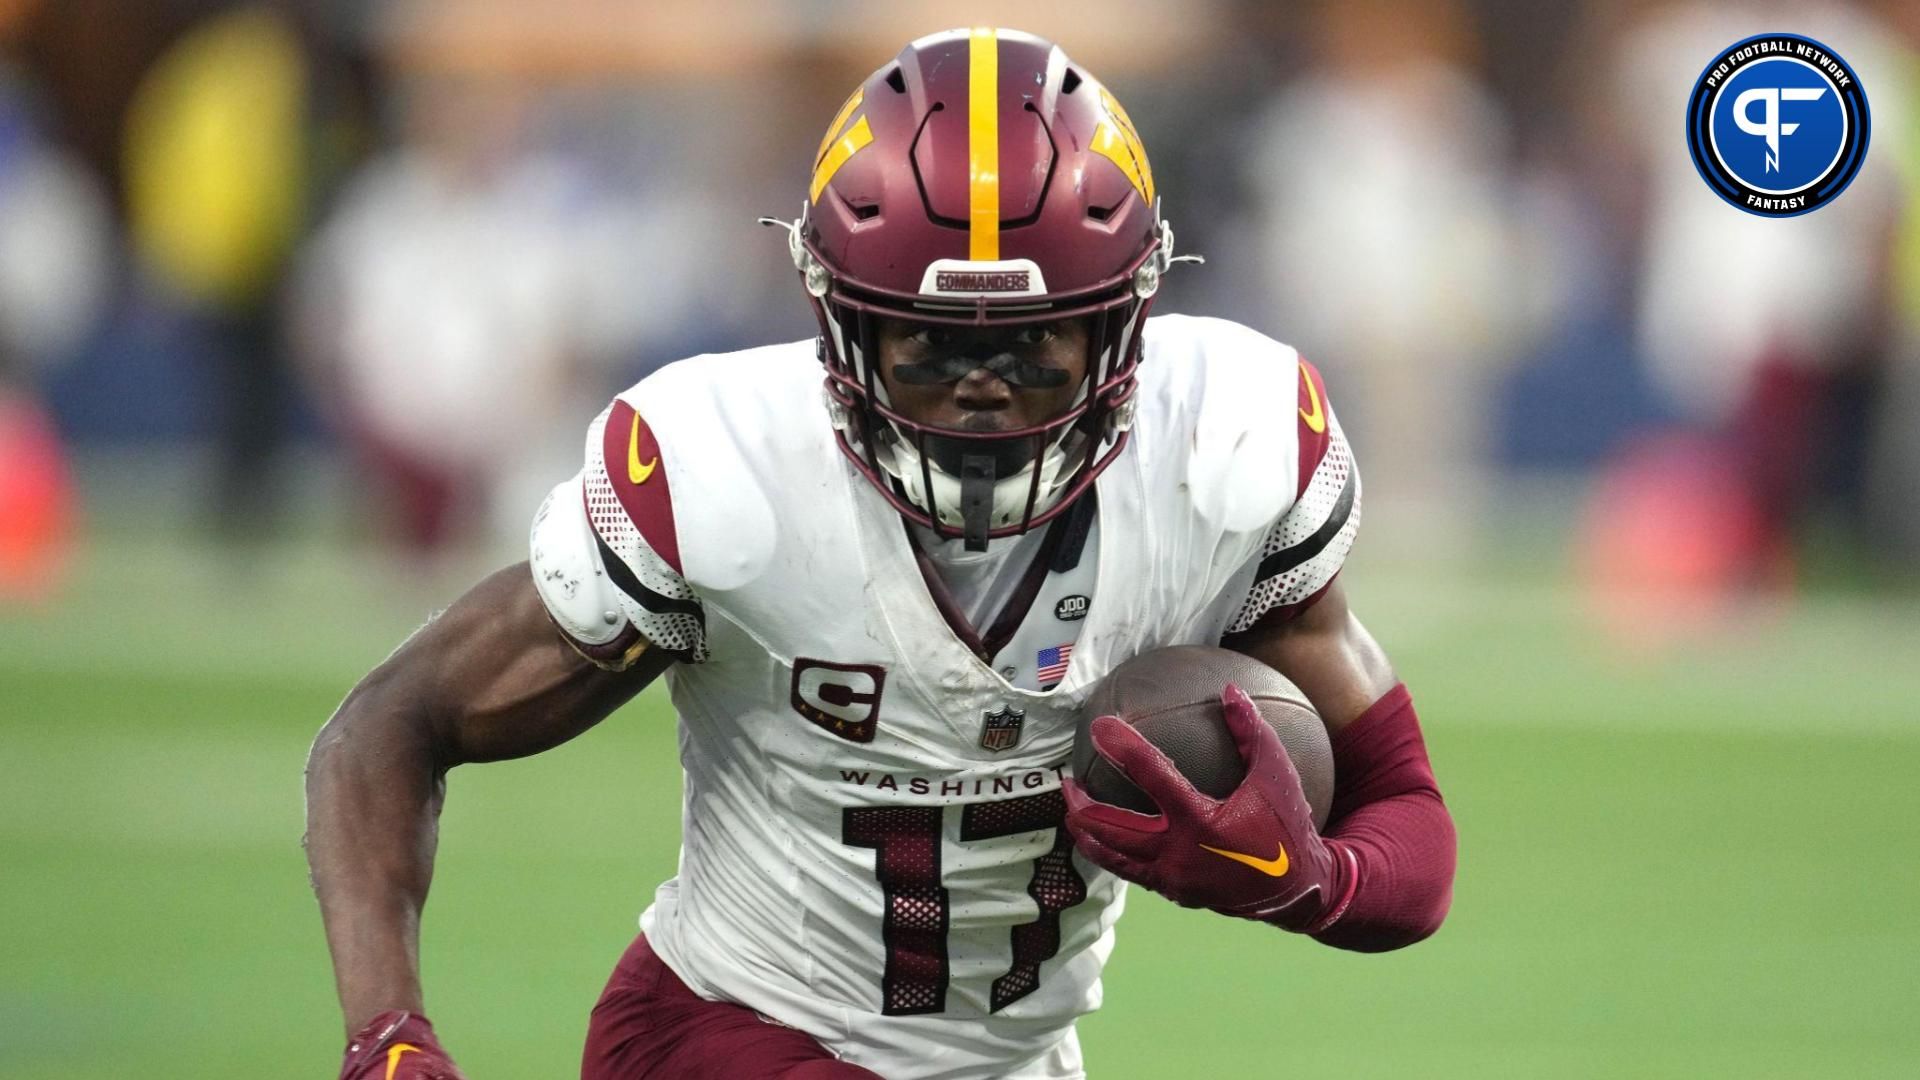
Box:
[1176, 317, 1301, 535]
[529, 473, 629, 648]
[631, 354, 784, 593]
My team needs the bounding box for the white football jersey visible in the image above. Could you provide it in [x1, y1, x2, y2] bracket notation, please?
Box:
[529, 314, 1360, 1079]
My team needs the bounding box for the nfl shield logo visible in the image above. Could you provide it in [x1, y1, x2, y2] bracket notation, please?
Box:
[979, 705, 1026, 752]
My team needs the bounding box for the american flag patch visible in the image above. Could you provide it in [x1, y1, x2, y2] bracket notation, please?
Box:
[1036, 643, 1074, 686]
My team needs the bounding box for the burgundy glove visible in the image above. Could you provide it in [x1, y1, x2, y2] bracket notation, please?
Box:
[339, 1011, 465, 1080]
[1062, 683, 1359, 932]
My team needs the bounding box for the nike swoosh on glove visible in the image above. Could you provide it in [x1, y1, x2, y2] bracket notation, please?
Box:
[340, 1011, 466, 1080]
[1062, 683, 1358, 932]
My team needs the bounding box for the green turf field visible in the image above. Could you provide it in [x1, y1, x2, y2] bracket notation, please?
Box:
[3, 532, 1917, 1078]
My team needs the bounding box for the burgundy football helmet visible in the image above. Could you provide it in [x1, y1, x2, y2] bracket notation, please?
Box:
[765, 27, 1195, 548]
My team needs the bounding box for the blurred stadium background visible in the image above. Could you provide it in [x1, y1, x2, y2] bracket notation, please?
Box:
[1, 0, 1917, 1076]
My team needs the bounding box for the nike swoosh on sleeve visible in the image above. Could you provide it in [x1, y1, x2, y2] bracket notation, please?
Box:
[628, 413, 658, 484]
[1297, 365, 1326, 434]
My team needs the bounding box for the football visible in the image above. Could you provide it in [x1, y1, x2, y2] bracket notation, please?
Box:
[1072, 645, 1334, 827]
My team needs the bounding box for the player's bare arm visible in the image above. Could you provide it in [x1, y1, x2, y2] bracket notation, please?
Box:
[1225, 580, 1395, 734]
[304, 563, 670, 1065]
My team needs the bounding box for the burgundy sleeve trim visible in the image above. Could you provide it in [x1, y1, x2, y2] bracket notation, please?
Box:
[602, 399, 683, 575]
[1295, 360, 1334, 497]
[1333, 682, 1416, 755]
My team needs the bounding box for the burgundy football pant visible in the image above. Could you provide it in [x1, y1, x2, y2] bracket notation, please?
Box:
[581, 934, 884, 1079]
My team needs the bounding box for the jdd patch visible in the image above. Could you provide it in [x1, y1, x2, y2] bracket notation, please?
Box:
[1686, 33, 1869, 217]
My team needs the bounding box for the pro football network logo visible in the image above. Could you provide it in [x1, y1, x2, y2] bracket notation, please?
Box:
[1686, 33, 1869, 217]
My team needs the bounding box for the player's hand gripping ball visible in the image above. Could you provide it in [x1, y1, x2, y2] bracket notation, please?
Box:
[1064, 646, 1354, 931]
[339, 1012, 466, 1080]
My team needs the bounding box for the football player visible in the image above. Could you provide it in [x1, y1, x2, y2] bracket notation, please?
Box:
[308, 28, 1456, 1080]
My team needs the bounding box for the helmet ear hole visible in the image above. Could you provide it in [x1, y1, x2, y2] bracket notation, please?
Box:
[1061, 68, 1083, 95]
[884, 66, 907, 93]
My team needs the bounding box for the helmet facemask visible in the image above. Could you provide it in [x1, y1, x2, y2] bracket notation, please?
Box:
[792, 216, 1175, 550]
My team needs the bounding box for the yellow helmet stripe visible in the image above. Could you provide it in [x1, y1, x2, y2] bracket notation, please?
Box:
[810, 114, 873, 203]
[1092, 87, 1154, 205]
[815, 87, 865, 167]
[968, 27, 1000, 260]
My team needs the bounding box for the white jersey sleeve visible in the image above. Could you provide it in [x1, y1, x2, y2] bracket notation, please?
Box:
[1225, 358, 1362, 633]
[529, 397, 709, 667]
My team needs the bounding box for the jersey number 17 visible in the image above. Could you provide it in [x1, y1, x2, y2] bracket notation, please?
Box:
[842, 790, 1088, 1015]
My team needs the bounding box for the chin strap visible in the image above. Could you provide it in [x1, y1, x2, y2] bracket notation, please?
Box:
[959, 453, 996, 551]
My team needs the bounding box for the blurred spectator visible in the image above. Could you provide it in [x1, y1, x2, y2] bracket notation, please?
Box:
[1865, 0, 1920, 572]
[294, 71, 655, 551]
[1235, 0, 1523, 557]
[124, 8, 307, 318]
[118, 4, 332, 537]
[0, 66, 112, 380]
[0, 6, 111, 601]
